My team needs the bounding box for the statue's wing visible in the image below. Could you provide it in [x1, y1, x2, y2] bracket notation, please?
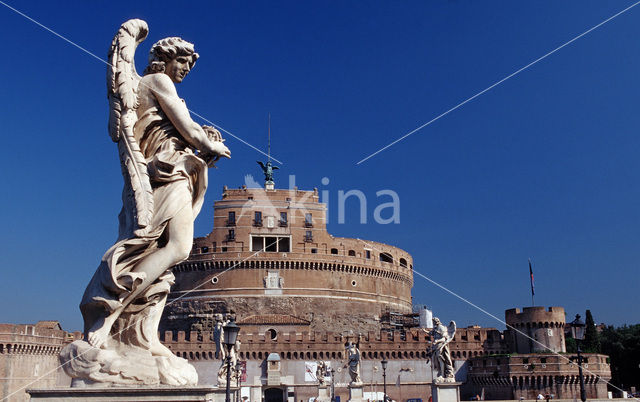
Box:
[447, 320, 457, 342]
[107, 19, 154, 234]
[257, 161, 266, 171]
[272, 166, 279, 170]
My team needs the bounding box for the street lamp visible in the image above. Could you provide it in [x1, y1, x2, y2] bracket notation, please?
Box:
[570, 314, 587, 402]
[235, 361, 243, 402]
[381, 360, 388, 402]
[330, 368, 336, 402]
[224, 318, 240, 402]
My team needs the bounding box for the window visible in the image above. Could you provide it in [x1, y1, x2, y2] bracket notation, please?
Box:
[265, 237, 278, 252]
[251, 236, 291, 252]
[540, 358, 546, 364]
[305, 213, 313, 227]
[311, 248, 317, 254]
[277, 237, 290, 252]
[212, 242, 216, 252]
[379, 252, 393, 263]
[227, 211, 236, 226]
[201, 246, 209, 253]
[280, 212, 288, 226]
[227, 229, 235, 241]
[331, 248, 338, 255]
[304, 231, 313, 242]
[348, 250, 356, 256]
[399, 258, 407, 267]
[252, 236, 263, 251]
[523, 358, 529, 364]
[365, 250, 371, 259]
[254, 211, 262, 226]
[221, 247, 228, 252]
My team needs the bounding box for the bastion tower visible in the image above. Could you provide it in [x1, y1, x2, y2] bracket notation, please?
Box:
[161, 175, 414, 335]
[505, 306, 566, 353]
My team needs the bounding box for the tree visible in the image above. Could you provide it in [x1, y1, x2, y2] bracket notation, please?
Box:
[599, 324, 640, 392]
[583, 310, 601, 353]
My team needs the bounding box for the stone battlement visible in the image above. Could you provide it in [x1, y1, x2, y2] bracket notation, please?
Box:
[505, 306, 566, 327]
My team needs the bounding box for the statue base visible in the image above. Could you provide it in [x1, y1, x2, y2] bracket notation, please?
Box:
[27, 386, 235, 401]
[59, 340, 198, 387]
[431, 381, 461, 402]
[317, 385, 330, 402]
[348, 383, 364, 402]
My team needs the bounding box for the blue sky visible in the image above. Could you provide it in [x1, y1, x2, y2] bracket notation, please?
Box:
[1, 1, 639, 331]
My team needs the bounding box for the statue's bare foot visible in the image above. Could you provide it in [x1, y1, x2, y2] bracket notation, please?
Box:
[150, 341, 175, 358]
[87, 315, 116, 349]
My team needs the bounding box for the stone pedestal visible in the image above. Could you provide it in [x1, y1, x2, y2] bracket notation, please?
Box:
[27, 386, 235, 402]
[348, 383, 364, 402]
[317, 385, 330, 402]
[431, 382, 461, 402]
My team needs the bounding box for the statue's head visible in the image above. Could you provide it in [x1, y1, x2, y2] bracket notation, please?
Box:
[432, 317, 441, 325]
[144, 37, 199, 83]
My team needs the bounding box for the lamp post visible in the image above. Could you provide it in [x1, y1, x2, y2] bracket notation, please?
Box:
[570, 314, 587, 402]
[235, 361, 243, 402]
[224, 318, 240, 402]
[330, 368, 336, 402]
[381, 360, 388, 402]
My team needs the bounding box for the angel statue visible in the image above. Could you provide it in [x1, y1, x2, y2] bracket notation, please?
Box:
[59, 19, 230, 387]
[257, 160, 278, 183]
[423, 317, 457, 383]
[345, 342, 362, 385]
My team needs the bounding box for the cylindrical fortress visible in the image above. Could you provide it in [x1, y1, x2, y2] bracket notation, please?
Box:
[505, 306, 566, 353]
[161, 186, 414, 334]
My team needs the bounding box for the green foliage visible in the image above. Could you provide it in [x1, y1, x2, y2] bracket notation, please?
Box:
[565, 337, 577, 353]
[599, 324, 640, 391]
[583, 310, 601, 353]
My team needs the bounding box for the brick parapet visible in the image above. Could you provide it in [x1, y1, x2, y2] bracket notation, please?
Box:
[160, 327, 505, 363]
[466, 353, 611, 400]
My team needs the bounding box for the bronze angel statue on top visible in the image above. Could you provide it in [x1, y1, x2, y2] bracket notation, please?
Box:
[60, 19, 230, 387]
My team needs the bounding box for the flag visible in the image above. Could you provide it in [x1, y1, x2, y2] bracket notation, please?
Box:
[529, 259, 535, 297]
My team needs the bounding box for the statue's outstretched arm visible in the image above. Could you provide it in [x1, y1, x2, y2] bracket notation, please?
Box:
[148, 74, 230, 157]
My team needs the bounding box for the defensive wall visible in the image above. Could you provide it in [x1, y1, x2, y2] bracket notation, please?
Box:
[466, 353, 611, 400]
[0, 322, 70, 402]
[505, 307, 566, 353]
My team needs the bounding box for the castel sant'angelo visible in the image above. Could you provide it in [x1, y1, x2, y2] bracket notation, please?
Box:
[151, 168, 611, 402]
[0, 168, 613, 402]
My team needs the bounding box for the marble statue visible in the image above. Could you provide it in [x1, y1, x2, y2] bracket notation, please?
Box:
[426, 317, 457, 383]
[346, 342, 362, 385]
[218, 339, 240, 386]
[316, 361, 328, 385]
[59, 19, 230, 386]
[213, 313, 226, 360]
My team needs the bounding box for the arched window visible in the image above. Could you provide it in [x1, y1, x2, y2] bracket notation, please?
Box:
[399, 258, 407, 267]
[379, 253, 393, 263]
[331, 248, 339, 255]
[348, 250, 356, 256]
